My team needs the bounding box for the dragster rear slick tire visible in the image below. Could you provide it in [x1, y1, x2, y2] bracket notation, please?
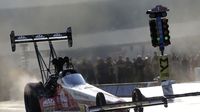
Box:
[24, 82, 44, 112]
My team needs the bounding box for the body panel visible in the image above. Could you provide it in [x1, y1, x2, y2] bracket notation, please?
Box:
[39, 73, 124, 111]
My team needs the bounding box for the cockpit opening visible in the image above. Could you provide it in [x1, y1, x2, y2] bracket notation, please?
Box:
[62, 73, 86, 86]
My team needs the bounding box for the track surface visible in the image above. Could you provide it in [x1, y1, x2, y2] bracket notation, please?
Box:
[1, 83, 200, 112]
[0, 101, 25, 112]
[1, 97, 200, 112]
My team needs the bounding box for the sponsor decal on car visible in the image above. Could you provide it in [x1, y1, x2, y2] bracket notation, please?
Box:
[40, 85, 80, 112]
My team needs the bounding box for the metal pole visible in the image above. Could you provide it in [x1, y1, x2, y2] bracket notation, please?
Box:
[34, 42, 45, 83]
[48, 41, 57, 75]
[156, 16, 165, 55]
[49, 41, 57, 59]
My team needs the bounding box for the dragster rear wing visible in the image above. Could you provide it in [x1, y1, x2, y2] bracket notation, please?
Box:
[10, 27, 72, 52]
[10, 27, 73, 83]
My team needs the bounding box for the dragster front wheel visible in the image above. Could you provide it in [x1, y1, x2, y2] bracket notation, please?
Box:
[132, 88, 145, 112]
[96, 92, 106, 106]
[24, 82, 44, 112]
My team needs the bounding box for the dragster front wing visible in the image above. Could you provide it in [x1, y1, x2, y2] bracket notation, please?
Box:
[84, 96, 167, 112]
[83, 88, 200, 112]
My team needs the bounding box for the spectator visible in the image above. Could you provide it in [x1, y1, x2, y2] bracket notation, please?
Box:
[134, 55, 145, 82]
[77, 59, 95, 84]
[96, 58, 107, 84]
[144, 56, 153, 81]
[124, 57, 133, 82]
[105, 57, 115, 83]
[116, 56, 125, 83]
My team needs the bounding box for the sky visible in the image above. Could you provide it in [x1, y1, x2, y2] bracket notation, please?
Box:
[0, 0, 101, 9]
[0, 0, 200, 54]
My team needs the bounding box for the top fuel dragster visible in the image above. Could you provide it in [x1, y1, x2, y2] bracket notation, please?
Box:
[9, 28, 200, 112]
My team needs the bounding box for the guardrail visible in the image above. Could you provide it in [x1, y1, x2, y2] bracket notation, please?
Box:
[95, 81, 159, 97]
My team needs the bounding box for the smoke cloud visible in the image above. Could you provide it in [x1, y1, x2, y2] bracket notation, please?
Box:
[8, 69, 38, 100]
[0, 0, 200, 100]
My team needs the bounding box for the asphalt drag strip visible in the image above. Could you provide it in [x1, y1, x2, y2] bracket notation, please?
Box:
[0, 101, 24, 112]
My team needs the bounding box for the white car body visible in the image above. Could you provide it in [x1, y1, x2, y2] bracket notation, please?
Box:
[39, 73, 125, 112]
